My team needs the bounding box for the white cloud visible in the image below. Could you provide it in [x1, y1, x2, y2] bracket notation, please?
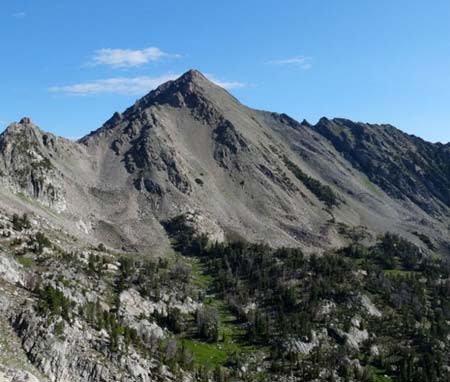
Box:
[13, 12, 26, 18]
[49, 74, 180, 96]
[49, 72, 248, 96]
[90, 47, 180, 68]
[211, 79, 248, 90]
[206, 74, 248, 90]
[268, 56, 312, 69]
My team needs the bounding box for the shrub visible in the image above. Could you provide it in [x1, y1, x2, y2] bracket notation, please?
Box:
[30, 232, 52, 254]
[12, 213, 31, 231]
[97, 243, 107, 252]
[196, 306, 220, 342]
[37, 285, 72, 320]
[283, 156, 338, 208]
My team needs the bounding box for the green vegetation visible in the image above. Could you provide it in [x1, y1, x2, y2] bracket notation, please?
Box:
[82, 299, 139, 352]
[182, 339, 228, 368]
[23, 210, 450, 381]
[11, 213, 31, 231]
[36, 284, 73, 321]
[29, 232, 52, 254]
[283, 155, 338, 208]
[195, 305, 220, 342]
[163, 215, 450, 381]
[412, 231, 435, 250]
[16, 256, 33, 267]
[31, 157, 53, 171]
[88, 253, 106, 276]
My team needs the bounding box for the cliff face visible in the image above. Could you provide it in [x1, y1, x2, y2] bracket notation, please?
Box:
[0, 70, 449, 255]
[0, 118, 66, 211]
[313, 117, 450, 216]
[0, 210, 194, 382]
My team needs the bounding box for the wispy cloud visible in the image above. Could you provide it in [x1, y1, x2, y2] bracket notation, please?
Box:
[268, 56, 312, 69]
[12, 12, 26, 18]
[49, 72, 248, 96]
[206, 74, 248, 90]
[49, 74, 180, 96]
[90, 47, 180, 68]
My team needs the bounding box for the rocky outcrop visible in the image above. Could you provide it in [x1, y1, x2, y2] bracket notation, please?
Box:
[0, 365, 40, 382]
[359, 294, 382, 318]
[0, 119, 66, 212]
[12, 308, 162, 382]
[0, 254, 23, 286]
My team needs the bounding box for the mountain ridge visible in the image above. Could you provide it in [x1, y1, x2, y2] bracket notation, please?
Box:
[0, 69, 449, 256]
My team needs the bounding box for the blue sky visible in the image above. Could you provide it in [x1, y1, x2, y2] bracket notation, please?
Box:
[1, 0, 450, 143]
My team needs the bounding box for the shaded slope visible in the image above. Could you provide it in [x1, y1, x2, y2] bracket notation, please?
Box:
[313, 117, 450, 216]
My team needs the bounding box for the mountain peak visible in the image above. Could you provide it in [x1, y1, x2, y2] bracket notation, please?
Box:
[178, 69, 209, 83]
[19, 117, 33, 125]
[2, 117, 41, 137]
[132, 69, 237, 114]
[166, 69, 218, 93]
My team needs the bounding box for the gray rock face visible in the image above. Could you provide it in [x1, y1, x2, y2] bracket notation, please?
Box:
[0, 69, 449, 256]
[359, 294, 382, 318]
[0, 277, 166, 382]
[119, 288, 200, 320]
[0, 365, 40, 382]
[0, 213, 181, 382]
[313, 117, 450, 216]
[0, 254, 23, 286]
[0, 121, 67, 212]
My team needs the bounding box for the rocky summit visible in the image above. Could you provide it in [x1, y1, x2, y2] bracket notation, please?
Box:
[0, 70, 450, 382]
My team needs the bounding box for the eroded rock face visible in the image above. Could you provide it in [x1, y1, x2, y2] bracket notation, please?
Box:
[0, 254, 23, 286]
[0, 120, 66, 212]
[0, 365, 40, 382]
[0, 211, 176, 382]
[119, 287, 201, 319]
[0, 70, 449, 256]
[359, 294, 382, 318]
[313, 117, 450, 215]
[1, 282, 166, 382]
[285, 331, 321, 355]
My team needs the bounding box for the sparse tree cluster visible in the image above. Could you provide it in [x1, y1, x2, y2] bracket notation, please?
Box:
[12, 213, 31, 231]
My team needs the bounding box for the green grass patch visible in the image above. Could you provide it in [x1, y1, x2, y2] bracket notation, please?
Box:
[181, 257, 260, 368]
[203, 297, 245, 342]
[383, 269, 415, 278]
[16, 256, 33, 268]
[371, 367, 393, 382]
[187, 257, 213, 289]
[430, 252, 441, 261]
[182, 339, 229, 369]
[16, 191, 32, 202]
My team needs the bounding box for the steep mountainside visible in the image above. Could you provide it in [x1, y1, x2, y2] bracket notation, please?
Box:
[313, 118, 450, 216]
[0, 70, 449, 255]
[1, 70, 450, 382]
